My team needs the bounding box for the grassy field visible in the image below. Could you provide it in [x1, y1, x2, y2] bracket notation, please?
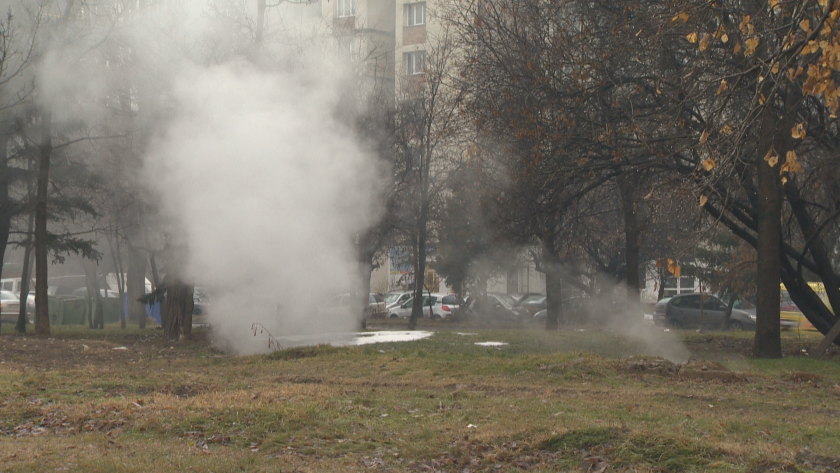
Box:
[1, 321, 839, 472]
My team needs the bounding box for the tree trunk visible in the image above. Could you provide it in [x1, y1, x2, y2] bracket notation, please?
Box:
[719, 293, 737, 331]
[127, 243, 148, 329]
[34, 113, 52, 338]
[0, 131, 10, 334]
[542, 237, 562, 330]
[149, 252, 161, 289]
[163, 275, 194, 342]
[657, 265, 666, 301]
[108, 235, 127, 329]
[15, 244, 35, 334]
[357, 245, 376, 330]
[15, 151, 37, 334]
[408, 218, 427, 330]
[408, 199, 429, 331]
[753, 140, 782, 358]
[618, 175, 641, 309]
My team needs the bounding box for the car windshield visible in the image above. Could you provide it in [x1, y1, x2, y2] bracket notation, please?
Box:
[492, 293, 517, 308]
[441, 295, 461, 305]
[520, 295, 544, 305]
[383, 293, 404, 304]
[656, 297, 672, 305]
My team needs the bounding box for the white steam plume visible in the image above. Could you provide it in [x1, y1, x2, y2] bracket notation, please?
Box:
[145, 60, 381, 354]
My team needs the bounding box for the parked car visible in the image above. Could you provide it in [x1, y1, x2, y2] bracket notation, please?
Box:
[388, 294, 450, 319]
[193, 287, 212, 316]
[462, 293, 526, 321]
[368, 293, 386, 318]
[653, 294, 756, 330]
[0, 290, 21, 322]
[521, 296, 547, 316]
[383, 291, 413, 311]
[531, 296, 629, 324]
[323, 293, 386, 319]
[512, 293, 545, 305]
[438, 293, 464, 317]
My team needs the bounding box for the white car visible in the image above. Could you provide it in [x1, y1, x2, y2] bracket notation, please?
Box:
[383, 291, 413, 311]
[0, 290, 23, 323]
[388, 294, 450, 319]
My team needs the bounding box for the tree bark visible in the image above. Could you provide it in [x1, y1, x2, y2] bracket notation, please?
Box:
[408, 197, 429, 330]
[34, 113, 52, 338]
[719, 293, 737, 331]
[15, 243, 35, 334]
[357, 245, 376, 330]
[753, 138, 782, 358]
[618, 175, 641, 309]
[542, 237, 562, 330]
[163, 276, 194, 342]
[0, 132, 10, 334]
[107, 235, 127, 329]
[127, 243, 148, 329]
[15, 156, 37, 334]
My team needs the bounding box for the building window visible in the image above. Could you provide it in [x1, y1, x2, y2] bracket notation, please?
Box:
[405, 2, 426, 26]
[337, 0, 355, 18]
[405, 50, 425, 75]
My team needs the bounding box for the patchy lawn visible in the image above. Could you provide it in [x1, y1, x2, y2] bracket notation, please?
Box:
[0, 323, 839, 472]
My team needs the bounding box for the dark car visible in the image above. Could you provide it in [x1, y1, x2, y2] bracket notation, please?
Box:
[653, 294, 756, 330]
[521, 296, 547, 316]
[476, 293, 527, 320]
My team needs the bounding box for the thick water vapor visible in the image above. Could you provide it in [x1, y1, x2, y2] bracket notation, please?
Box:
[145, 59, 380, 354]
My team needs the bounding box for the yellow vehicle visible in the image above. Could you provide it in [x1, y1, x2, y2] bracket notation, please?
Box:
[779, 283, 828, 332]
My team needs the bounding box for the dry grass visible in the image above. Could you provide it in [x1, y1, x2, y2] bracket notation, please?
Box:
[0, 324, 839, 472]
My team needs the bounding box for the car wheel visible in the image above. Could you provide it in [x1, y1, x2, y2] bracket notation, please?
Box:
[389, 314, 398, 319]
[727, 320, 744, 331]
[668, 319, 683, 329]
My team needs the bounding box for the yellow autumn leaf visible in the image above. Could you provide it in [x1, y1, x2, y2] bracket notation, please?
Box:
[734, 42, 742, 54]
[745, 37, 759, 56]
[699, 195, 708, 207]
[802, 40, 820, 55]
[782, 176, 788, 184]
[721, 33, 729, 43]
[699, 130, 710, 144]
[717, 78, 728, 94]
[771, 62, 779, 74]
[784, 150, 802, 173]
[699, 33, 711, 51]
[800, 19, 812, 33]
[687, 32, 698, 43]
[672, 12, 690, 23]
[702, 158, 716, 171]
[668, 259, 681, 277]
[721, 123, 733, 134]
[759, 93, 767, 104]
[791, 123, 806, 139]
[769, 0, 779, 8]
[764, 149, 779, 167]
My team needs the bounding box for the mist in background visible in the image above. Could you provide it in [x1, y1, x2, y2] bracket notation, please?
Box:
[32, 1, 383, 354]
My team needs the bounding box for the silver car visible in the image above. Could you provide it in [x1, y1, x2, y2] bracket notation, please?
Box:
[388, 294, 448, 319]
[654, 294, 756, 330]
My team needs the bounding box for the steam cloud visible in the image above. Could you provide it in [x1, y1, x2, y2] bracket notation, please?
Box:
[145, 59, 381, 354]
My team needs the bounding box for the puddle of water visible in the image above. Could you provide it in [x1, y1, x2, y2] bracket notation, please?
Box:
[340, 331, 434, 346]
[475, 342, 509, 347]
